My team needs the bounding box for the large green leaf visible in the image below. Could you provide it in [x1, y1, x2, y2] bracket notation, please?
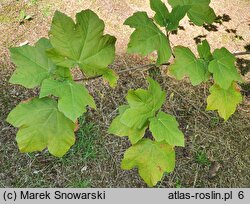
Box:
[108, 106, 147, 144]
[169, 46, 209, 85]
[149, 111, 184, 147]
[9, 38, 56, 88]
[206, 83, 242, 121]
[168, 0, 216, 26]
[6, 98, 76, 157]
[120, 77, 166, 128]
[208, 48, 242, 89]
[121, 139, 175, 187]
[47, 10, 117, 86]
[124, 12, 171, 65]
[40, 78, 96, 122]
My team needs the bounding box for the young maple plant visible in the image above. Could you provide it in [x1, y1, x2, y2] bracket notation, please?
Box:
[108, 78, 184, 187]
[108, 0, 243, 186]
[7, 10, 118, 157]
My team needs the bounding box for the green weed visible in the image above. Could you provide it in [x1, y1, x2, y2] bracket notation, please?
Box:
[174, 179, 182, 188]
[195, 150, 211, 166]
[62, 115, 100, 163]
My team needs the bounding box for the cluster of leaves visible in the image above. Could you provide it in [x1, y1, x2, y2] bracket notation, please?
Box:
[111, 0, 243, 186]
[169, 40, 243, 121]
[109, 78, 184, 186]
[125, 0, 216, 65]
[7, 10, 118, 157]
[125, 0, 243, 121]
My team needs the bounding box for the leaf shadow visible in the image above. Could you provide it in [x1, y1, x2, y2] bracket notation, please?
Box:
[193, 35, 207, 44]
[237, 58, 250, 76]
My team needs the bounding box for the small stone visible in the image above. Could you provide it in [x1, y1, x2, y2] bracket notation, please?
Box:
[208, 161, 221, 178]
[81, 166, 88, 173]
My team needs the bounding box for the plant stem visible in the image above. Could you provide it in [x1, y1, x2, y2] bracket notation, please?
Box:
[233, 51, 250, 56]
[166, 29, 176, 58]
[74, 63, 169, 81]
[74, 51, 249, 82]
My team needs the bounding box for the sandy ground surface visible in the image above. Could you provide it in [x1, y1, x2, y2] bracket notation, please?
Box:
[0, 0, 249, 187]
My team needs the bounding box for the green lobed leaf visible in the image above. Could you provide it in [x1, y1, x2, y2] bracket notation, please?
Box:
[169, 46, 209, 85]
[197, 40, 213, 61]
[6, 97, 76, 157]
[108, 106, 147, 144]
[208, 47, 242, 89]
[206, 83, 242, 121]
[150, 0, 189, 31]
[47, 10, 117, 87]
[120, 77, 166, 128]
[124, 12, 172, 65]
[168, 0, 216, 26]
[166, 5, 190, 31]
[9, 38, 56, 88]
[120, 108, 154, 129]
[149, 111, 184, 147]
[121, 139, 175, 187]
[102, 68, 119, 88]
[147, 77, 167, 111]
[150, 0, 169, 27]
[40, 78, 96, 122]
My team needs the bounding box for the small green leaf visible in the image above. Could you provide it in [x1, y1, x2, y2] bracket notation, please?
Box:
[120, 77, 166, 128]
[120, 107, 154, 129]
[109, 104, 147, 144]
[40, 79, 96, 122]
[150, 0, 189, 31]
[47, 10, 117, 82]
[124, 12, 171, 65]
[109, 115, 147, 144]
[109, 105, 147, 144]
[150, 0, 169, 27]
[169, 46, 209, 85]
[24, 15, 32, 20]
[206, 83, 242, 121]
[147, 77, 166, 111]
[121, 139, 175, 187]
[166, 6, 190, 31]
[6, 98, 76, 157]
[149, 111, 184, 147]
[168, 0, 216, 26]
[102, 68, 119, 88]
[126, 89, 151, 107]
[9, 38, 56, 88]
[19, 10, 26, 20]
[197, 40, 213, 61]
[208, 47, 242, 89]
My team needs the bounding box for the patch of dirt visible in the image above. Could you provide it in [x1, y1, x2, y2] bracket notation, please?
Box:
[0, 0, 249, 187]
